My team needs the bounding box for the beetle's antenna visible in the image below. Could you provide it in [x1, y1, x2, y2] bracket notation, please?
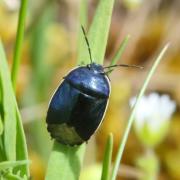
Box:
[81, 25, 93, 64]
[104, 64, 143, 69]
[103, 64, 143, 74]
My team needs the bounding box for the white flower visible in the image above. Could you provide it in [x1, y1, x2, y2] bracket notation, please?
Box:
[130, 93, 176, 147]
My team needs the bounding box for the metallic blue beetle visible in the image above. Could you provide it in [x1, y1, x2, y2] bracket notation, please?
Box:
[46, 26, 141, 145]
[46, 26, 111, 146]
[46, 62, 110, 145]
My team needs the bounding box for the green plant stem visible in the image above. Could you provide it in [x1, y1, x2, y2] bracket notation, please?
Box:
[101, 133, 113, 180]
[11, 0, 28, 90]
[136, 148, 159, 180]
[110, 44, 169, 180]
[110, 35, 130, 66]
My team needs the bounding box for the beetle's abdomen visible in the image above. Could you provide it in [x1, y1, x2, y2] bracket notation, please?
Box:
[68, 92, 107, 141]
[46, 80, 109, 145]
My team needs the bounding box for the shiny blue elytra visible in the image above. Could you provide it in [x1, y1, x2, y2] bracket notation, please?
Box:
[46, 26, 111, 146]
[46, 62, 110, 145]
[46, 26, 141, 145]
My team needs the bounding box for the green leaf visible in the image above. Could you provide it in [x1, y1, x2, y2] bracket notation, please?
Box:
[77, 0, 88, 64]
[0, 41, 17, 161]
[101, 133, 113, 180]
[45, 141, 85, 180]
[0, 113, 3, 135]
[78, 0, 115, 65]
[0, 160, 29, 171]
[28, 7, 54, 103]
[110, 44, 169, 180]
[0, 136, 6, 162]
[0, 41, 29, 177]
[2, 171, 26, 180]
[15, 110, 30, 176]
[79, 0, 88, 28]
[110, 35, 130, 66]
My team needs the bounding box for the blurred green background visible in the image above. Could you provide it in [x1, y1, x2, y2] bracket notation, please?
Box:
[0, 0, 180, 179]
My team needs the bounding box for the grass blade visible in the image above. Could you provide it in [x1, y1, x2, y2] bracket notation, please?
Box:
[0, 113, 3, 135]
[79, 0, 88, 28]
[0, 41, 29, 176]
[11, 0, 28, 89]
[45, 142, 85, 180]
[101, 133, 113, 180]
[78, 0, 115, 65]
[110, 44, 169, 180]
[110, 35, 130, 66]
[88, 0, 114, 64]
[0, 42, 16, 161]
[77, 0, 88, 64]
[15, 110, 30, 176]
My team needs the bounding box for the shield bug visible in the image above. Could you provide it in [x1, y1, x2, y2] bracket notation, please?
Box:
[46, 26, 142, 146]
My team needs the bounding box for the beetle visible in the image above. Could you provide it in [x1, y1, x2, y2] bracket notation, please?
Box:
[46, 26, 141, 146]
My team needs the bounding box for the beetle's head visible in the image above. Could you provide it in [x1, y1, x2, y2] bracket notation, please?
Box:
[88, 63, 104, 74]
[81, 26, 142, 75]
